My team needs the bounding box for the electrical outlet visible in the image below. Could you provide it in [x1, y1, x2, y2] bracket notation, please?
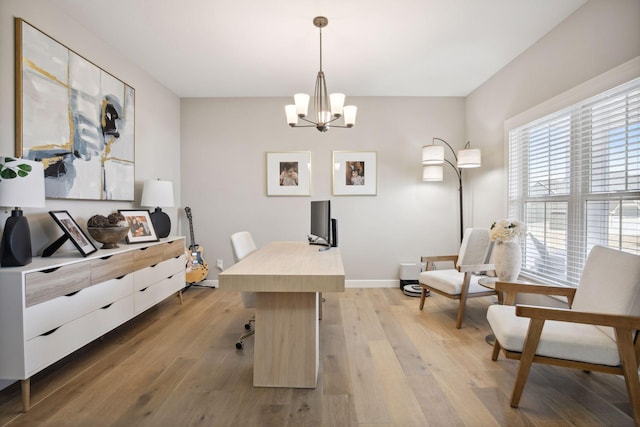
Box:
[216, 259, 223, 271]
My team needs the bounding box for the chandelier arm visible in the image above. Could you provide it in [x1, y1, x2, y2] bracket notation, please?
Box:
[433, 137, 459, 162]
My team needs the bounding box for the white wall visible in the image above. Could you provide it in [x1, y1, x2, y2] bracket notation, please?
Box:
[465, 0, 640, 230]
[180, 96, 466, 283]
[0, 0, 182, 255]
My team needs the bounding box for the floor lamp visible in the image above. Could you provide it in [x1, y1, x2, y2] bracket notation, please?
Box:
[422, 138, 481, 242]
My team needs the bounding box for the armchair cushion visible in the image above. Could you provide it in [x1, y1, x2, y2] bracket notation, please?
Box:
[572, 246, 640, 342]
[487, 304, 620, 366]
[419, 269, 490, 296]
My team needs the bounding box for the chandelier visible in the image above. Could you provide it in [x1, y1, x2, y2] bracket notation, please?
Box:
[285, 16, 357, 133]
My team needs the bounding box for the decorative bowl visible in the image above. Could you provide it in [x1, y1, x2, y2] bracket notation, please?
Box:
[87, 226, 130, 249]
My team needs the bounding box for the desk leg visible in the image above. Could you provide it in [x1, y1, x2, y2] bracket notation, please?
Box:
[254, 292, 318, 388]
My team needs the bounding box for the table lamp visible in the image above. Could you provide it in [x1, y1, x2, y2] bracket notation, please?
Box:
[0, 156, 45, 267]
[140, 179, 174, 238]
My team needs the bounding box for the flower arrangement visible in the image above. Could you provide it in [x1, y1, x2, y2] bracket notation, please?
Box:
[489, 219, 526, 243]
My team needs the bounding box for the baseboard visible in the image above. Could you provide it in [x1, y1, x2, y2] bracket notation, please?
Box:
[201, 279, 397, 289]
[345, 280, 397, 288]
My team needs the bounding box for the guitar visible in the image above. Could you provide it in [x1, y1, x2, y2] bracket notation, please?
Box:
[184, 207, 209, 284]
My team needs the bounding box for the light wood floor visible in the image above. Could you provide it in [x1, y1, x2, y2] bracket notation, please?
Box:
[0, 286, 635, 426]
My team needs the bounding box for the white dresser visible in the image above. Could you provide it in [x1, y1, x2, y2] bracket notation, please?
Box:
[0, 236, 186, 411]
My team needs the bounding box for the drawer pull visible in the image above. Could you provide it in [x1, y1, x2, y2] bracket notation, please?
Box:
[101, 303, 113, 310]
[65, 290, 81, 297]
[42, 267, 61, 274]
[116, 275, 126, 280]
[100, 255, 113, 260]
[150, 263, 158, 268]
[139, 287, 149, 292]
[41, 327, 60, 336]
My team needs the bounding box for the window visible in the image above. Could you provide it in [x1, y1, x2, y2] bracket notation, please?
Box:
[508, 77, 640, 287]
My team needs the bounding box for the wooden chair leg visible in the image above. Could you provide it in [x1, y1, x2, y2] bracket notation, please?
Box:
[419, 286, 427, 310]
[510, 318, 544, 407]
[614, 328, 640, 423]
[491, 340, 502, 361]
[455, 273, 471, 329]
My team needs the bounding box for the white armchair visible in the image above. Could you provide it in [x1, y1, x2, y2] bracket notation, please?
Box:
[487, 245, 640, 422]
[419, 227, 496, 329]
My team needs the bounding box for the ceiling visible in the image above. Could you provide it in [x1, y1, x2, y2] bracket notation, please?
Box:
[50, 0, 587, 98]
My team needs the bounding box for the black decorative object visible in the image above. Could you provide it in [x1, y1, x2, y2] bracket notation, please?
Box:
[150, 207, 171, 238]
[0, 209, 32, 267]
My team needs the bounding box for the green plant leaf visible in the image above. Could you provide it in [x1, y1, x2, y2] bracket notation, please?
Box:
[0, 169, 17, 179]
[17, 164, 33, 173]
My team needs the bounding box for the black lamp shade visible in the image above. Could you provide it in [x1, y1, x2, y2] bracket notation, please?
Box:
[0, 209, 33, 267]
[150, 207, 171, 238]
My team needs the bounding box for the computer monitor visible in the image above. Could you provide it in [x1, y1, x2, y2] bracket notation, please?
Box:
[310, 200, 331, 247]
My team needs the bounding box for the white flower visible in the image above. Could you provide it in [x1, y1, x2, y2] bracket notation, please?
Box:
[489, 219, 526, 243]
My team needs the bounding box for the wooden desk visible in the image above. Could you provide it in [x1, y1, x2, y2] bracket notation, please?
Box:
[218, 241, 345, 388]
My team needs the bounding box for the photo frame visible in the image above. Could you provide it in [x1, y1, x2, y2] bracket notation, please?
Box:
[48, 211, 97, 257]
[332, 151, 377, 195]
[118, 210, 159, 243]
[266, 151, 311, 196]
[15, 18, 135, 201]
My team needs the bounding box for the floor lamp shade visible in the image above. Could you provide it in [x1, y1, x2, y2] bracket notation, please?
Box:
[141, 179, 174, 238]
[0, 157, 45, 266]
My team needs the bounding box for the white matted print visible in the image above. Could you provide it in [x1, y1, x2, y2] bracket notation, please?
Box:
[266, 152, 311, 196]
[332, 151, 377, 196]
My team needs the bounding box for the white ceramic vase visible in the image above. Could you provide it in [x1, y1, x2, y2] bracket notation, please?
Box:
[493, 241, 522, 282]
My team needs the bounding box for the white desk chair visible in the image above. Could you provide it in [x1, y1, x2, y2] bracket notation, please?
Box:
[418, 227, 496, 329]
[230, 231, 257, 349]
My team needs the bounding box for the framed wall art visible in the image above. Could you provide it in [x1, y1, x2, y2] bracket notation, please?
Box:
[119, 210, 159, 243]
[15, 18, 135, 201]
[332, 151, 377, 196]
[266, 151, 311, 196]
[46, 210, 98, 257]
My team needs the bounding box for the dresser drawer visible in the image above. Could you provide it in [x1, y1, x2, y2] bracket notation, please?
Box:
[25, 263, 91, 307]
[90, 253, 134, 285]
[25, 294, 134, 376]
[25, 273, 134, 340]
[164, 239, 185, 259]
[133, 254, 186, 291]
[133, 244, 165, 270]
[134, 273, 184, 314]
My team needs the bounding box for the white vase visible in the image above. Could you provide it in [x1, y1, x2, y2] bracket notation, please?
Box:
[493, 241, 522, 282]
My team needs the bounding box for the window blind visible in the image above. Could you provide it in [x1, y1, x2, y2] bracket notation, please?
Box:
[508, 77, 640, 287]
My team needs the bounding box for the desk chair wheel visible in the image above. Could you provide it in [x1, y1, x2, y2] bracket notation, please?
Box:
[244, 323, 252, 330]
[236, 341, 244, 349]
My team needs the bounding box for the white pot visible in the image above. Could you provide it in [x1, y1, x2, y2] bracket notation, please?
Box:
[493, 241, 522, 282]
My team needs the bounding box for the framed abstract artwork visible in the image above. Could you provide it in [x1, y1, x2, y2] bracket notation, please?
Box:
[15, 18, 135, 201]
[119, 210, 159, 243]
[266, 151, 311, 196]
[332, 151, 377, 196]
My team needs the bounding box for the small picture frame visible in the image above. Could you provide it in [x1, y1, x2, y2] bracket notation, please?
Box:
[48, 210, 97, 256]
[118, 209, 159, 243]
[332, 151, 378, 196]
[266, 151, 311, 196]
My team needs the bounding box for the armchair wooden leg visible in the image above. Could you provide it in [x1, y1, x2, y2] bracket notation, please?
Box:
[510, 318, 544, 407]
[455, 273, 472, 329]
[614, 328, 640, 423]
[491, 340, 501, 361]
[419, 286, 427, 310]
